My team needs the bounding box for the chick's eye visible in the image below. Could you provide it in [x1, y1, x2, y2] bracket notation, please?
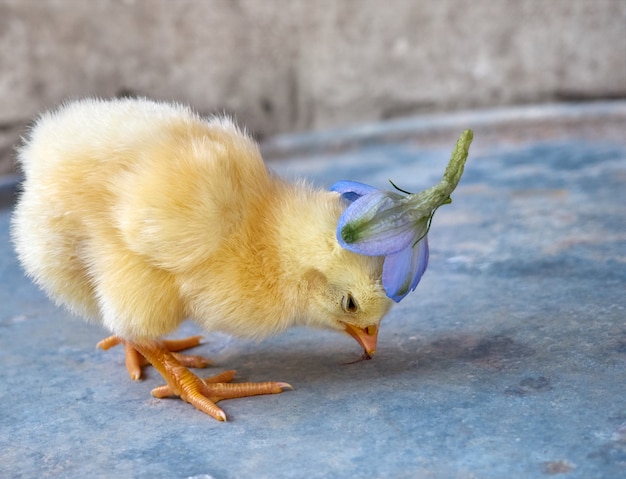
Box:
[342, 294, 358, 313]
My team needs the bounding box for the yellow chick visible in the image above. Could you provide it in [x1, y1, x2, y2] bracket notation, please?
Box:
[11, 98, 392, 421]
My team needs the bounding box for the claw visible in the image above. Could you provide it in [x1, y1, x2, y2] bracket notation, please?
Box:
[124, 342, 143, 380]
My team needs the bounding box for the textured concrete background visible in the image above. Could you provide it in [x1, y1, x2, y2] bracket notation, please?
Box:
[1, 0, 625, 173]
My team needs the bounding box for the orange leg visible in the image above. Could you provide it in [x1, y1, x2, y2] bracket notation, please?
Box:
[131, 340, 292, 421]
[97, 335, 212, 380]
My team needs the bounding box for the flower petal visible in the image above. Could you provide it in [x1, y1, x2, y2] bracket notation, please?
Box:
[336, 191, 415, 255]
[330, 180, 379, 203]
[382, 236, 429, 302]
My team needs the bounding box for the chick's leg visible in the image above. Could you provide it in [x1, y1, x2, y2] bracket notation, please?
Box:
[97, 335, 211, 380]
[131, 340, 291, 421]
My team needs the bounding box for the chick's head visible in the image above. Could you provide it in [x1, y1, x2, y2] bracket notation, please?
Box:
[276, 187, 393, 355]
[303, 250, 392, 356]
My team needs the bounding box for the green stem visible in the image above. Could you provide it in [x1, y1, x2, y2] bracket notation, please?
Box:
[406, 129, 472, 217]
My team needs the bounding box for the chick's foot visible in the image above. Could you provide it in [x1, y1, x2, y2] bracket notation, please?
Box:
[131, 340, 292, 421]
[97, 335, 211, 380]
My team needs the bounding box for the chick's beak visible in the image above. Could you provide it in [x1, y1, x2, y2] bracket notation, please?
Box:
[344, 324, 379, 356]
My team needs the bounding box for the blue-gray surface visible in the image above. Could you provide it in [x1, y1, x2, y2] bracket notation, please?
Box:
[1, 103, 625, 479]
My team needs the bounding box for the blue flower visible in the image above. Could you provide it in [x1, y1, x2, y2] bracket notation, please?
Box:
[331, 180, 431, 302]
[331, 129, 473, 302]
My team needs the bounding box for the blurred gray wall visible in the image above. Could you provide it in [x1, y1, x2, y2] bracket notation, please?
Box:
[1, 0, 625, 173]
